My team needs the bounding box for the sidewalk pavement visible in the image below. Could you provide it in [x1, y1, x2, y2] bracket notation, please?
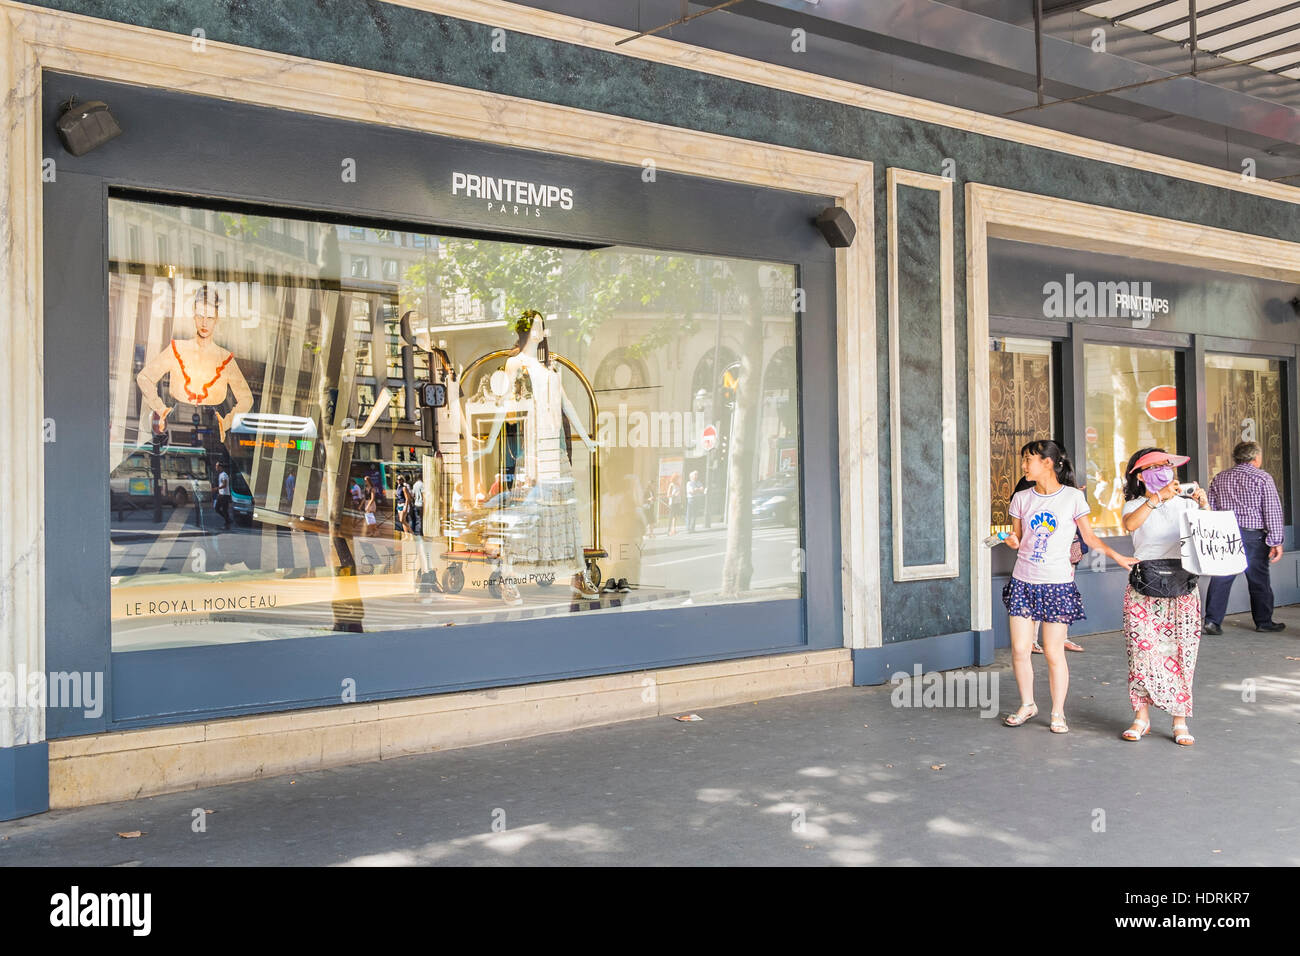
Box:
[3, 607, 1298, 866]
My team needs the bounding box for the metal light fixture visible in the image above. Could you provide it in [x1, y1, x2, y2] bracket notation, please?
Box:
[55, 97, 121, 156]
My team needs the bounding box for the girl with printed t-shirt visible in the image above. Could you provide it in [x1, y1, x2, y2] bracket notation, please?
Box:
[1000, 440, 1137, 733]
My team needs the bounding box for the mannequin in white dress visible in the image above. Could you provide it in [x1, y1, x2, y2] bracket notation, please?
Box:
[470, 311, 600, 600]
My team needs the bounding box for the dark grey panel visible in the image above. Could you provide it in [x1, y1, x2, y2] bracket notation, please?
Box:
[991, 551, 1300, 645]
[42, 171, 111, 738]
[989, 238, 1300, 345]
[0, 742, 49, 821]
[41, 72, 841, 732]
[895, 185, 946, 568]
[112, 599, 804, 723]
[851, 628, 985, 686]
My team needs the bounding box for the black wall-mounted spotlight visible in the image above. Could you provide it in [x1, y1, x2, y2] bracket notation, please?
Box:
[814, 205, 856, 248]
[55, 98, 121, 156]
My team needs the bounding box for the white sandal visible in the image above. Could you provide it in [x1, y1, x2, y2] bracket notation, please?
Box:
[1172, 722, 1195, 746]
[1121, 718, 1150, 741]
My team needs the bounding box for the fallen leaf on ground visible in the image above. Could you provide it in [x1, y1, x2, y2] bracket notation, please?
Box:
[116, 831, 144, 839]
[930, 764, 946, 771]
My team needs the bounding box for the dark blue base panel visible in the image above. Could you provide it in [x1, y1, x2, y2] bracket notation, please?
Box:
[853, 629, 992, 686]
[108, 598, 809, 727]
[991, 552, 1300, 647]
[0, 742, 49, 821]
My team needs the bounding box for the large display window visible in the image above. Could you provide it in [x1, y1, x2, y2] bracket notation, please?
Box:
[107, 197, 802, 651]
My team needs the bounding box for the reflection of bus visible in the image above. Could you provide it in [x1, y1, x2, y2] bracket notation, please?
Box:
[226, 414, 322, 523]
[109, 443, 211, 512]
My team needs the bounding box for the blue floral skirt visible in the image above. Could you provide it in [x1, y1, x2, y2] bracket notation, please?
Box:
[1002, 577, 1086, 624]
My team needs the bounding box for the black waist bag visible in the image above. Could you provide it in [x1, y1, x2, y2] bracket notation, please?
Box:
[1129, 558, 1198, 599]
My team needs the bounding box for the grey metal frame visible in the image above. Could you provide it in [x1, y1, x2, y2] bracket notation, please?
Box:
[41, 70, 841, 735]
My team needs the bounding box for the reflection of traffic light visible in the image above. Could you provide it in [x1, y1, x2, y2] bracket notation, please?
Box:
[721, 366, 739, 407]
[420, 406, 437, 445]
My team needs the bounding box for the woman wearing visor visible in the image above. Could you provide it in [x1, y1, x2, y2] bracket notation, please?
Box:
[1119, 448, 1209, 746]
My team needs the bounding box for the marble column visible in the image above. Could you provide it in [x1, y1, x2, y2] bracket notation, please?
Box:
[0, 6, 49, 819]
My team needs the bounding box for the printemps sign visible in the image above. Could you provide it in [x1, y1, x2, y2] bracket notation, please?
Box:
[1042, 273, 1170, 324]
[451, 171, 575, 217]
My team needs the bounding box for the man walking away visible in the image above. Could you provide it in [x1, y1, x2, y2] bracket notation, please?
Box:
[215, 462, 233, 530]
[1204, 441, 1285, 634]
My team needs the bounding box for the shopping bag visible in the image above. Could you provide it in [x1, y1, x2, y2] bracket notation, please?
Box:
[1179, 509, 1248, 577]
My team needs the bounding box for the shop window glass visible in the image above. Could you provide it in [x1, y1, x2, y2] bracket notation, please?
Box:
[1084, 343, 1179, 535]
[1206, 354, 1288, 521]
[350, 256, 369, 279]
[106, 197, 802, 649]
[989, 336, 1055, 531]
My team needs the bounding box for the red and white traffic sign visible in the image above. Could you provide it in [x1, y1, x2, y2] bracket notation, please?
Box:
[700, 424, 718, 451]
[1085, 426, 1098, 444]
[1144, 385, 1178, 423]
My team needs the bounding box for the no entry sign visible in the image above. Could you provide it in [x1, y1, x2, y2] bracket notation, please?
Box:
[700, 424, 718, 451]
[1144, 385, 1178, 423]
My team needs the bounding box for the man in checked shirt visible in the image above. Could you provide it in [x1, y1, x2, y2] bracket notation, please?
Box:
[1203, 441, 1287, 634]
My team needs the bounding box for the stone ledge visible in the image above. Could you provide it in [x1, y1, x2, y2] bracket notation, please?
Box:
[48, 649, 850, 808]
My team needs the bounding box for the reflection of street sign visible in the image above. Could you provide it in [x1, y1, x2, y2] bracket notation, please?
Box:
[1085, 426, 1098, 443]
[700, 424, 718, 451]
[1144, 385, 1177, 423]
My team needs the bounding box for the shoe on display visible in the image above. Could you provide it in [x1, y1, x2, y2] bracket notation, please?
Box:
[617, 578, 630, 592]
[1202, 621, 1222, 635]
[601, 578, 619, 593]
[500, 579, 523, 606]
[572, 571, 600, 599]
[1255, 621, 1286, 632]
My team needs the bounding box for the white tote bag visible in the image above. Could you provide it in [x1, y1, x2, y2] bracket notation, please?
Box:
[1180, 509, 1249, 577]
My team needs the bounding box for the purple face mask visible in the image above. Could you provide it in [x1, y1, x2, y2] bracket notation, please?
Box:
[1142, 465, 1174, 491]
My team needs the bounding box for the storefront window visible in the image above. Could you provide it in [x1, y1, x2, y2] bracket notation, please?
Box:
[1084, 343, 1179, 534]
[989, 336, 1055, 530]
[107, 197, 802, 650]
[1206, 354, 1288, 521]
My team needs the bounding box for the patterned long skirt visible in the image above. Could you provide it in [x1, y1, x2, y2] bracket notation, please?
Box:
[1123, 585, 1201, 717]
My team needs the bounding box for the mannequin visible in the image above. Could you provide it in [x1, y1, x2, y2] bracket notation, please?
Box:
[470, 310, 600, 600]
[136, 285, 253, 443]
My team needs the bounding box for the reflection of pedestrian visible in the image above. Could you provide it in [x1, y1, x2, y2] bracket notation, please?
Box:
[642, 484, 658, 538]
[1204, 441, 1286, 634]
[363, 476, 378, 536]
[283, 470, 296, 509]
[410, 473, 424, 537]
[214, 462, 232, 529]
[685, 470, 705, 533]
[666, 477, 682, 535]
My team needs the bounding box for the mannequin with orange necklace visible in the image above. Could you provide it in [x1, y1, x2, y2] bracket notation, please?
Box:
[999, 440, 1138, 733]
[135, 284, 253, 444]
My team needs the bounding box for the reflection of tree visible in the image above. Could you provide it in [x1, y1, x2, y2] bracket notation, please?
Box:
[720, 262, 766, 598]
[401, 241, 705, 352]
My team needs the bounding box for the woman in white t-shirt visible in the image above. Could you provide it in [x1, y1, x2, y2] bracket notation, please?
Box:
[1001, 440, 1137, 733]
[1118, 447, 1209, 746]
